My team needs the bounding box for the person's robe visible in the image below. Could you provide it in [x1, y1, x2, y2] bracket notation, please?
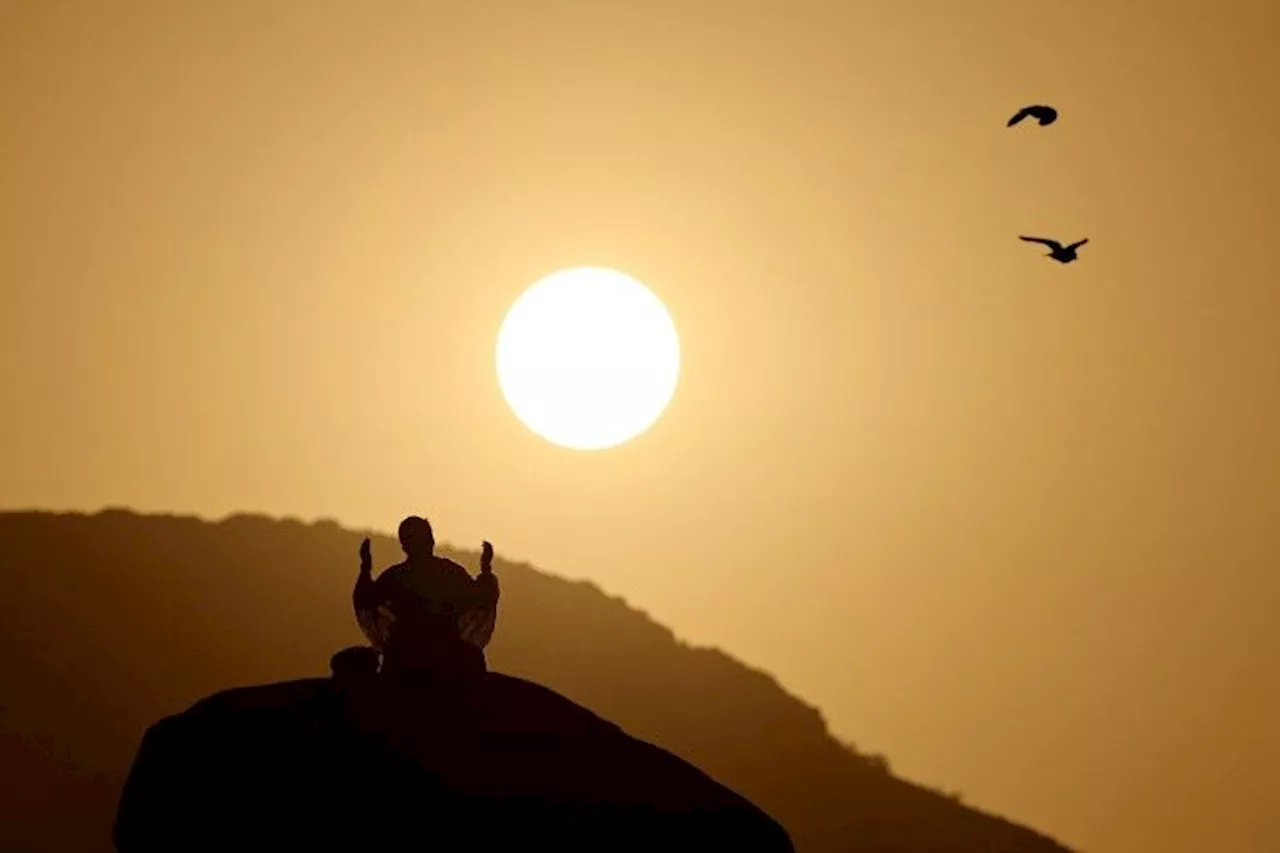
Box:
[357, 554, 499, 653]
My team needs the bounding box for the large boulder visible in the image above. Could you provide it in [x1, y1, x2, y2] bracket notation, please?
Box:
[113, 647, 794, 853]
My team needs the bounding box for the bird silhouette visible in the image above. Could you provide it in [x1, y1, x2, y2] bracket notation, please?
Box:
[1019, 236, 1088, 263]
[1006, 105, 1058, 127]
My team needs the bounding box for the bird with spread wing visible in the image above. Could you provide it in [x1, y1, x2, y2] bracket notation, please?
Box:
[1019, 235, 1089, 264]
[1007, 105, 1058, 127]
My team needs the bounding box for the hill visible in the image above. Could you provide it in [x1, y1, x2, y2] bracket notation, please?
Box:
[0, 509, 1073, 852]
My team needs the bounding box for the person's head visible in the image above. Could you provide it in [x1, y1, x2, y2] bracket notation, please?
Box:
[397, 515, 435, 558]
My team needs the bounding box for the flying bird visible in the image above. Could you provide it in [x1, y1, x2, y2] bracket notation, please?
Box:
[1019, 235, 1088, 263]
[1007, 105, 1058, 127]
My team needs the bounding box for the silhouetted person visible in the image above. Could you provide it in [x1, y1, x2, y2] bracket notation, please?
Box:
[354, 516, 500, 674]
[117, 521, 794, 851]
[1019, 235, 1088, 263]
[1006, 104, 1058, 127]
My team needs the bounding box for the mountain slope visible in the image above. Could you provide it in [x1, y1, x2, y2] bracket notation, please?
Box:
[0, 509, 1073, 852]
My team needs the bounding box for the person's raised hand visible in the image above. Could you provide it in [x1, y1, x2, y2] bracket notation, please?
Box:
[481, 540, 494, 574]
[359, 537, 372, 572]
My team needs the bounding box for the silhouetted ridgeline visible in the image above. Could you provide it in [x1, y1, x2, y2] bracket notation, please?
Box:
[0, 509, 1073, 852]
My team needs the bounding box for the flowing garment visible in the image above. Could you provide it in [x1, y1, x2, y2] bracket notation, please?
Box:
[357, 555, 499, 654]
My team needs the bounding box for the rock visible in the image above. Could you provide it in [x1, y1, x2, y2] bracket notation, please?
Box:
[113, 648, 794, 853]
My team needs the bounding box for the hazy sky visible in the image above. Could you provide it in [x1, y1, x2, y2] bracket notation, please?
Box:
[2, 2, 1278, 851]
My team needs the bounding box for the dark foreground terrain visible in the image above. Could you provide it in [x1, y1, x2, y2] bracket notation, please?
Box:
[115, 649, 794, 852]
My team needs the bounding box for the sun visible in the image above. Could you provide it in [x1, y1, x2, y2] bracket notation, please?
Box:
[496, 267, 681, 451]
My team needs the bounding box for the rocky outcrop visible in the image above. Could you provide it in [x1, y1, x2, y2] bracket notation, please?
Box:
[113, 647, 794, 853]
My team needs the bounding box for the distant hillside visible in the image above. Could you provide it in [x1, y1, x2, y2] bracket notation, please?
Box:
[0, 509, 1073, 852]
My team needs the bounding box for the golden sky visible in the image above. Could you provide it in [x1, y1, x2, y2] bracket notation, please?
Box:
[2, 2, 1277, 851]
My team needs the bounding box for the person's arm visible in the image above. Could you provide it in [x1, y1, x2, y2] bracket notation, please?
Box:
[475, 540, 499, 607]
[456, 541, 499, 649]
[436, 549, 498, 609]
[353, 538, 391, 649]
[353, 538, 375, 610]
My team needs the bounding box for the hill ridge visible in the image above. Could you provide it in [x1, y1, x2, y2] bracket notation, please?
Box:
[0, 508, 1074, 852]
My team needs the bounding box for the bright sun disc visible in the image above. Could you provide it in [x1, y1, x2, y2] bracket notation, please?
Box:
[496, 267, 681, 451]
